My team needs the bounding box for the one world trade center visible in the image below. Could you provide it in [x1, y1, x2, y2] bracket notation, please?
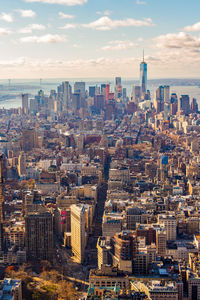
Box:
[140, 51, 147, 95]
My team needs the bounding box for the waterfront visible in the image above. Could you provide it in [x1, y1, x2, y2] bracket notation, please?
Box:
[0, 78, 199, 109]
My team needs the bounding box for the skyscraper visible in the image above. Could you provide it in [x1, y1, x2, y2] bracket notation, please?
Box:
[89, 86, 96, 98]
[74, 82, 86, 99]
[105, 84, 110, 101]
[132, 86, 141, 103]
[140, 51, 147, 94]
[154, 85, 170, 113]
[62, 81, 70, 110]
[101, 84, 106, 94]
[115, 77, 121, 86]
[57, 81, 71, 111]
[115, 77, 122, 99]
[22, 94, 29, 114]
[25, 211, 54, 261]
[191, 98, 198, 113]
[178, 95, 190, 115]
[22, 128, 38, 152]
[71, 204, 86, 264]
[17, 152, 26, 177]
[94, 95, 105, 112]
[72, 93, 81, 111]
[164, 85, 170, 103]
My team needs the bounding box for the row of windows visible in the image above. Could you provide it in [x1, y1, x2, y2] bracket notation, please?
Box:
[94, 281, 126, 288]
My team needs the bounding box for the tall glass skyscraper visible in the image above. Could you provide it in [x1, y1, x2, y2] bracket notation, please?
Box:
[140, 53, 147, 94]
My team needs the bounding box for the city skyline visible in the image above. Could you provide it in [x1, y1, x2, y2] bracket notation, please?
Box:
[0, 0, 200, 78]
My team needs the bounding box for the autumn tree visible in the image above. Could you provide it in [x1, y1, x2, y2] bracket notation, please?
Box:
[57, 281, 78, 300]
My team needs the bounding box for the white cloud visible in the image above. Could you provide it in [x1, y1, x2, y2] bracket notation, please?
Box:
[96, 10, 111, 16]
[104, 10, 111, 16]
[102, 40, 139, 51]
[60, 24, 77, 29]
[155, 31, 200, 49]
[58, 12, 74, 19]
[150, 31, 200, 76]
[184, 22, 200, 32]
[82, 16, 154, 31]
[19, 24, 46, 34]
[17, 9, 36, 18]
[24, 0, 87, 5]
[136, 0, 146, 4]
[20, 34, 67, 43]
[0, 28, 12, 36]
[0, 13, 13, 23]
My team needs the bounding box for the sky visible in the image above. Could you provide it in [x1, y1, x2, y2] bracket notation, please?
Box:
[0, 0, 200, 79]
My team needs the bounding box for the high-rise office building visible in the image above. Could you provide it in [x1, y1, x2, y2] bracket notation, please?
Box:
[122, 88, 127, 100]
[57, 81, 71, 111]
[126, 101, 137, 114]
[94, 95, 105, 112]
[105, 100, 116, 120]
[191, 98, 198, 113]
[89, 86, 96, 98]
[71, 204, 86, 264]
[22, 128, 38, 152]
[115, 77, 121, 86]
[132, 86, 141, 103]
[113, 231, 137, 273]
[17, 152, 26, 177]
[156, 227, 167, 257]
[164, 85, 170, 103]
[97, 237, 112, 270]
[178, 95, 190, 115]
[170, 93, 178, 115]
[115, 77, 122, 99]
[94, 86, 100, 95]
[105, 84, 110, 101]
[101, 84, 106, 94]
[154, 85, 170, 113]
[140, 52, 147, 94]
[72, 93, 81, 111]
[74, 82, 85, 99]
[25, 211, 54, 261]
[158, 215, 176, 242]
[24, 190, 42, 215]
[22, 94, 29, 114]
[62, 81, 70, 110]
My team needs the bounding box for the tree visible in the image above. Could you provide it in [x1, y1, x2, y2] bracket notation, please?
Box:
[32, 289, 51, 300]
[57, 281, 78, 300]
[28, 179, 35, 189]
[5, 265, 15, 274]
[40, 271, 62, 283]
[41, 260, 51, 272]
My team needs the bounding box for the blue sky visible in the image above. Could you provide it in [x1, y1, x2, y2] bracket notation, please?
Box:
[0, 0, 200, 78]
